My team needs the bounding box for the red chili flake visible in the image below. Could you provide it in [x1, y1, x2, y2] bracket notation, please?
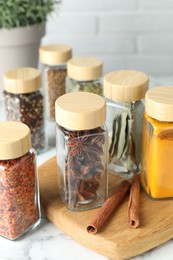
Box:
[0, 151, 40, 240]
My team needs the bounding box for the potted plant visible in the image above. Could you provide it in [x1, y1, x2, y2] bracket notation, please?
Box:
[0, 0, 60, 93]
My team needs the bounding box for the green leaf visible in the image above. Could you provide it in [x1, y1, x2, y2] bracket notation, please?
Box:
[0, 0, 61, 29]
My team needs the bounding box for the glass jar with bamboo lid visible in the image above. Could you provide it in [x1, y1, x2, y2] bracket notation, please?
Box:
[3, 67, 46, 154]
[55, 92, 108, 211]
[0, 121, 41, 240]
[104, 70, 149, 179]
[66, 56, 103, 95]
[39, 44, 72, 121]
[141, 86, 173, 199]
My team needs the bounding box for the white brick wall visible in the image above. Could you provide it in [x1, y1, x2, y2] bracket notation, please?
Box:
[43, 0, 173, 77]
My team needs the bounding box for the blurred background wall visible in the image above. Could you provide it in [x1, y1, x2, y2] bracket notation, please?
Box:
[43, 0, 173, 79]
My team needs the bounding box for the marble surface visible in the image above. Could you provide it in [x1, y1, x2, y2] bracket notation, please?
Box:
[1, 78, 173, 260]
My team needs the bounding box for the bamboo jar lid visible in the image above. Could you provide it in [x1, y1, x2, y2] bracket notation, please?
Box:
[39, 44, 72, 65]
[0, 121, 31, 160]
[67, 56, 103, 81]
[55, 92, 106, 130]
[104, 70, 149, 102]
[145, 86, 173, 122]
[3, 67, 41, 94]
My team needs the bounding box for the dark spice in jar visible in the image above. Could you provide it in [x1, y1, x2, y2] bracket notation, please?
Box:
[3, 90, 45, 154]
[0, 151, 40, 240]
[59, 125, 106, 209]
[47, 67, 66, 120]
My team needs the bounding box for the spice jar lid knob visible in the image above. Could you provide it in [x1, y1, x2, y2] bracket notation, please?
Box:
[0, 121, 31, 160]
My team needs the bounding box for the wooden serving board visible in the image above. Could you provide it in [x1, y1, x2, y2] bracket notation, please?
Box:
[38, 157, 173, 260]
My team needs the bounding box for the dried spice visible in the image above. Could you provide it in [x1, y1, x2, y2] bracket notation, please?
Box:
[56, 92, 107, 210]
[39, 44, 72, 121]
[67, 56, 103, 96]
[142, 113, 173, 199]
[58, 125, 107, 210]
[87, 180, 131, 234]
[0, 151, 40, 240]
[104, 70, 149, 178]
[3, 90, 45, 154]
[67, 79, 102, 96]
[46, 67, 67, 120]
[128, 173, 140, 228]
[109, 101, 144, 175]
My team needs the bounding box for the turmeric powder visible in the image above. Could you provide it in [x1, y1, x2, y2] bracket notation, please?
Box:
[141, 113, 173, 199]
[141, 86, 173, 199]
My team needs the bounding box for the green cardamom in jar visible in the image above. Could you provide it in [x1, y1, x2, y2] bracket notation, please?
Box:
[67, 56, 103, 96]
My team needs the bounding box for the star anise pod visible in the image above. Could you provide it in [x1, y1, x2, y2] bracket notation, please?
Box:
[67, 134, 90, 160]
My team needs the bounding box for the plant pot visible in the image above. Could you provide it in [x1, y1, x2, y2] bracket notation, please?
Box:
[0, 23, 45, 95]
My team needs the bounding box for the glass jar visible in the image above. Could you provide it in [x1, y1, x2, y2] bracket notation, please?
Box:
[39, 44, 72, 121]
[67, 56, 103, 96]
[3, 67, 46, 154]
[55, 92, 108, 211]
[141, 86, 173, 199]
[104, 70, 149, 179]
[0, 121, 41, 240]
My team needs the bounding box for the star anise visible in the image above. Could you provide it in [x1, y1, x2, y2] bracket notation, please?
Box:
[63, 127, 106, 209]
[67, 134, 90, 160]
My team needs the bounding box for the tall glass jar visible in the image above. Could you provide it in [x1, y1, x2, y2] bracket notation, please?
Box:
[39, 44, 72, 121]
[104, 70, 149, 179]
[67, 56, 103, 95]
[3, 67, 46, 154]
[141, 86, 173, 199]
[55, 92, 108, 211]
[0, 121, 41, 240]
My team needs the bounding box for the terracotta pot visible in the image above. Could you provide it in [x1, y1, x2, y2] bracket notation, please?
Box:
[0, 23, 45, 95]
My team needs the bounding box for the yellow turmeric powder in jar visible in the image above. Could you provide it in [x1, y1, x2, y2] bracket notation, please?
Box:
[141, 86, 173, 199]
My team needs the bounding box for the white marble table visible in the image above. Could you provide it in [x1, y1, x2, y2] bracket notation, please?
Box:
[1, 76, 173, 260]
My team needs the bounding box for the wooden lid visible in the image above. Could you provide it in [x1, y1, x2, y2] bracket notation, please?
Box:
[55, 92, 106, 130]
[104, 70, 149, 102]
[67, 56, 103, 81]
[3, 67, 41, 94]
[0, 121, 31, 160]
[145, 86, 173, 121]
[39, 44, 72, 65]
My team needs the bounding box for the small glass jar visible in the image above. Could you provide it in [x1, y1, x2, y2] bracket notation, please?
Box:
[3, 67, 46, 154]
[104, 70, 149, 179]
[0, 121, 41, 240]
[55, 92, 108, 211]
[39, 44, 72, 121]
[67, 56, 103, 96]
[141, 86, 173, 199]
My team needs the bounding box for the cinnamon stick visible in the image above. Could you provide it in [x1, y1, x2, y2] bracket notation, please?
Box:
[128, 173, 140, 228]
[87, 180, 131, 234]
